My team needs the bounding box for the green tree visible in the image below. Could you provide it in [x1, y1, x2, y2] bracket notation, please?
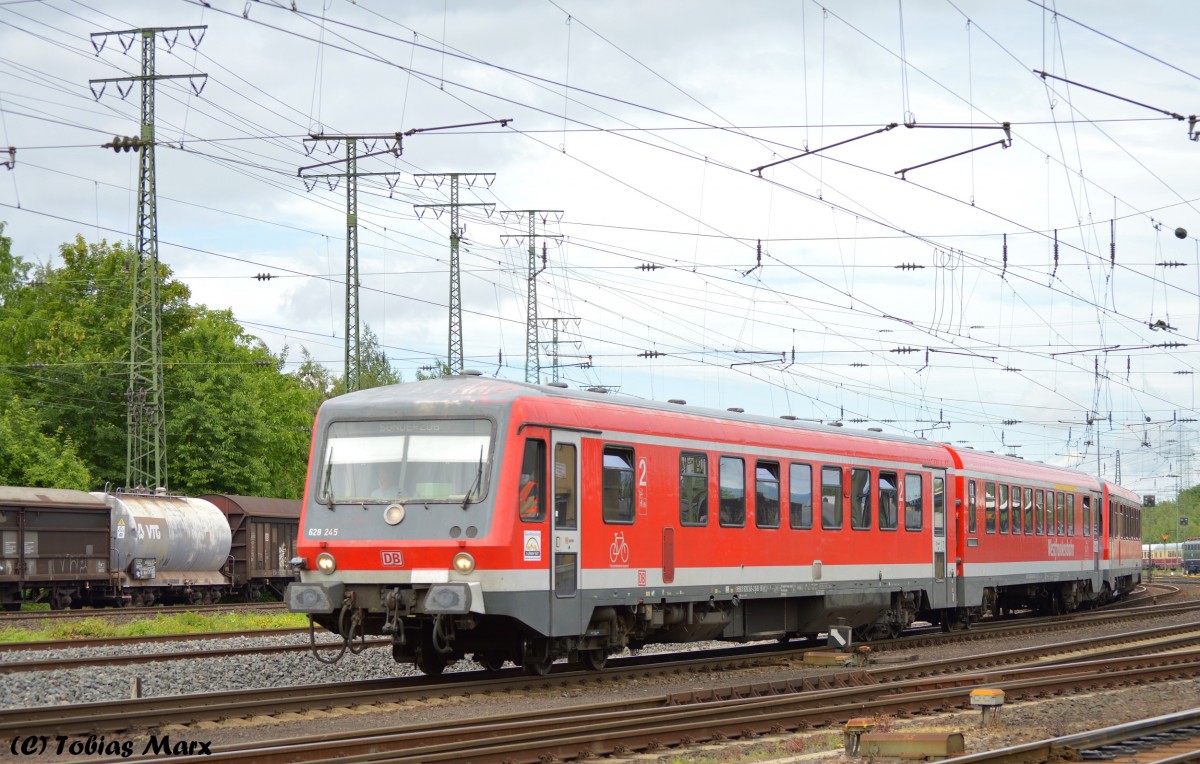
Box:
[0, 233, 318, 498]
[0, 395, 91, 488]
[1142, 486, 1200, 545]
[329, 324, 402, 395]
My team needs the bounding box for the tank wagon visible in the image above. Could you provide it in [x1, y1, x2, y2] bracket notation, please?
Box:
[200, 494, 300, 600]
[287, 375, 1143, 675]
[0, 487, 298, 609]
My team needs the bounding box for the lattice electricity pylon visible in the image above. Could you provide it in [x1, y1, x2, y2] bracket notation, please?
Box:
[299, 132, 404, 393]
[500, 210, 563, 383]
[90, 25, 207, 491]
[414, 173, 496, 375]
[539, 316, 582, 383]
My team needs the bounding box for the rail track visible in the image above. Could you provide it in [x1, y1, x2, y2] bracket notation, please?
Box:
[60, 635, 1200, 763]
[3, 596, 1199, 675]
[937, 707, 1200, 763]
[5, 616, 1200, 741]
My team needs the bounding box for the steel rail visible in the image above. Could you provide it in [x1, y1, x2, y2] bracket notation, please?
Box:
[147, 650, 1200, 763]
[5, 618, 1200, 740]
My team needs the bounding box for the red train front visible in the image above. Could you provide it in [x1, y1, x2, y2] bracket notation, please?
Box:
[288, 375, 1141, 675]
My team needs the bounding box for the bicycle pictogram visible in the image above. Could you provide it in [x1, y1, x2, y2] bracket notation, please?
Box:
[609, 531, 630, 564]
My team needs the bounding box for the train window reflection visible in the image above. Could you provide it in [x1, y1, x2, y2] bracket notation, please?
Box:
[821, 466, 843, 530]
[985, 482, 997, 534]
[1024, 488, 1034, 535]
[319, 419, 492, 505]
[601, 446, 635, 524]
[851, 468, 871, 530]
[878, 471, 898, 531]
[755, 462, 780, 529]
[679, 452, 708, 527]
[719, 456, 746, 527]
[789, 463, 813, 530]
[904, 473, 923, 531]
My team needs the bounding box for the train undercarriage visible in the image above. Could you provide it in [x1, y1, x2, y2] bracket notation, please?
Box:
[308, 573, 1139, 675]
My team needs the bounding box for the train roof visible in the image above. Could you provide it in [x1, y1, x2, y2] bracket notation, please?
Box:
[323, 374, 948, 450]
[1103, 480, 1142, 504]
[0, 486, 106, 508]
[199, 494, 300, 519]
[952, 448, 1103, 491]
[321, 376, 1136, 493]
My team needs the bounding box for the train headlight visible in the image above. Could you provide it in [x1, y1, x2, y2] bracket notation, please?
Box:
[384, 503, 405, 525]
[452, 552, 475, 574]
[316, 552, 337, 574]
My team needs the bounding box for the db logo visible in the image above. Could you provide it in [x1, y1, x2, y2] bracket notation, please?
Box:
[381, 550, 404, 566]
[637, 569, 647, 586]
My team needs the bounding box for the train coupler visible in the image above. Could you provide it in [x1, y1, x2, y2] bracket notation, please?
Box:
[381, 588, 405, 636]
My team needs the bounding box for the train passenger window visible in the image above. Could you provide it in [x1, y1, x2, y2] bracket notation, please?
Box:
[985, 482, 996, 534]
[933, 476, 945, 537]
[679, 452, 708, 527]
[878, 471, 898, 531]
[821, 466, 843, 530]
[851, 468, 872, 530]
[789, 463, 813, 530]
[755, 462, 781, 529]
[1011, 485, 1022, 534]
[998, 484, 1009, 534]
[1035, 490, 1044, 535]
[1055, 492, 1065, 535]
[601, 446, 635, 524]
[968, 481, 977, 534]
[1024, 488, 1034, 535]
[1068, 495, 1076, 536]
[555, 443, 577, 529]
[518, 439, 546, 523]
[719, 456, 746, 527]
[1082, 496, 1091, 536]
[904, 473, 923, 531]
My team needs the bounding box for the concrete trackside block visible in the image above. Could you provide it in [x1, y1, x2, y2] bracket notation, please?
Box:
[802, 651, 856, 667]
[858, 732, 965, 759]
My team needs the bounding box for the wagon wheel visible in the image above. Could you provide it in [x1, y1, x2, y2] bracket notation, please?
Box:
[522, 638, 553, 676]
[413, 642, 447, 676]
[581, 649, 607, 671]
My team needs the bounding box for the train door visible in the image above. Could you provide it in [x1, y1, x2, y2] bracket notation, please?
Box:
[1090, 492, 1101, 572]
[548, 431, 583, 636]
[932, 471, 955, 606]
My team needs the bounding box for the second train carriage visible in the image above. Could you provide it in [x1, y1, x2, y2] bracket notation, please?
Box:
[200, 494, 300, 600]
[1185, 539, 1200, 575]
[288, 375, 1142, 675]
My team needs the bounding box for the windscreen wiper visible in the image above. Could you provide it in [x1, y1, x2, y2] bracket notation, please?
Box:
[462, 445, 484, 510]
[320, 450, 336, 508]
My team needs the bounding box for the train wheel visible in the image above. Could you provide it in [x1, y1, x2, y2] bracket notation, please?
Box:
[475, 653, 507, 671]
[581, 649, 607, 671]
[413, 643, 447, 676]
[522, 638, 553, 676]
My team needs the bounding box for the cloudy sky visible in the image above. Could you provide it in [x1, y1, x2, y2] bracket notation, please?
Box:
[2, 0, 1199, 497]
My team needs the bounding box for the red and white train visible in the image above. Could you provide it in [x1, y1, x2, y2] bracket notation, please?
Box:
[287, 375, 1142, 675]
